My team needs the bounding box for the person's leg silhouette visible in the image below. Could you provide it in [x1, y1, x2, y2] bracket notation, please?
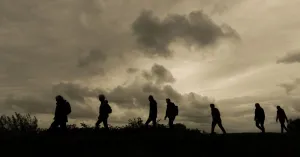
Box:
[152, 118, 157, 128]
[256, 121, 262, 130]
[211, 121, 217, 134]
[60, 121, 67, 131]
[95, 116, 103, 129]
[217, 122, 226, 134]
[145, 118, 151, 128]
[256, 120, 265, 133]
[169, 117, 175, 128]
[280, 121, 288, 133]
[261, 123, 265, 133]
[49, 120, 59, 130]
[103, 118, 109, 130]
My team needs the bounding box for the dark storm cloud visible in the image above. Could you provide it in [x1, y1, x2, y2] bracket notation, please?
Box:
[2, 64, 214, 124]
[3, 92, 98, 120]
[132, 10, 240, 57]
[127, 68, 140, 74]
[78, 49, 107, 67]
[2, 82, 102, 119]
[105, 82, 183, 109]
[0, 0, 115, 91]
[52, 82, 104, 103]
[3, 81, 214, 124]
[142, 63, 176, 84]
[3, 81, 105, 119]
[277, 50, 300, 64]
[101, 82, 214, 124]
[4, 95, 54, 115]
[278, 78, 300, 94]
[0, 0, 233, 125]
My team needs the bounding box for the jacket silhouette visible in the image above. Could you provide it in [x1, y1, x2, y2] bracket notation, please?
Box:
[145, 95, 157, 128]
[95, 94, 111, 130]
[164, 98, 177, 128]
[49, 95, 71, 131]
[210, 104, 226, 134]
[254, 103, 265, 133]
[276, 106, 288, 133]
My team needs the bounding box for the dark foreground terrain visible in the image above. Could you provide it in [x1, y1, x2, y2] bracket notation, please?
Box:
[1, 128, 299, 157]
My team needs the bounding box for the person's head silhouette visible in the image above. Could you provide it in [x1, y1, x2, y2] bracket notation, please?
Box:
[255, 103, 260, 108]
[148, 95, 154, 101]
[55, 95, 64, 102]
[277, 106, 281, 110]
[98, 94, 105, 102]
[210, 104, 215, 108]
[166, 98, 171, 103]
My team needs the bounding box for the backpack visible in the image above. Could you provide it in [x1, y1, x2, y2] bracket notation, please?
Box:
[65, 101, 71, 115]
[174, 105, 178, 116]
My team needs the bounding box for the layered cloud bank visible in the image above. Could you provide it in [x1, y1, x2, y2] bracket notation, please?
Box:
[1, 0, 300, 132]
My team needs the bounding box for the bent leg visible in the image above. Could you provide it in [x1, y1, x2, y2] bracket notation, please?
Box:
[95, 116, 103, 128]
[260, 120, 265, 133]
[49, 120, 59, 130]
[256, 121, 262, 132]
[145, 118, 151, 127]
[218, 122, 226, 134]
[280, 121, 288, 133]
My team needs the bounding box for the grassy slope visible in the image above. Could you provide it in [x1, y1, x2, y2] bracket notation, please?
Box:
[0, 129, 299, 157]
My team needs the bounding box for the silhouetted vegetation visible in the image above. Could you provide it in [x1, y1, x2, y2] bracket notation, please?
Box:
[0, 112, 38, 132]
[0, 113, 299, 156]
[287, 118, 300, 133]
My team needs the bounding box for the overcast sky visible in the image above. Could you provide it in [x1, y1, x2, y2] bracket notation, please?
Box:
[1, 0, 300, 133]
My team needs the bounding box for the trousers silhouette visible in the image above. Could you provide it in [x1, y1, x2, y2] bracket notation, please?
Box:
[279, 120, 288, 133]
[168, 117, 175, 128]
[145, 117, 156, 127]
[255, 120, 265, 133]
[49, 120, 67, 131]
[95, 116, 108, 129]
[211, 120, 226, 134]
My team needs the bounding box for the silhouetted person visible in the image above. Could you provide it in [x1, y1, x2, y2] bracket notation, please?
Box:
[210, 104, 226, 134]
[254, 103, 265, 133]
[49, 95, 71, 131]
[145, 95, 157, 128]
[95, 95, 112, 130]
[276, 106, 288, 133]
[164, 98, 178, 128]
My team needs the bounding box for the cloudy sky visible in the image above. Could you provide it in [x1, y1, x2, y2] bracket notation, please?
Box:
[1, 0, 300, 133]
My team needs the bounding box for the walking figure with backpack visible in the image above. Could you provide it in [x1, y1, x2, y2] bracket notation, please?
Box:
[164, 98, 178, 129]
[49, 95, 71, 131]
[95, 94, 112, 130]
